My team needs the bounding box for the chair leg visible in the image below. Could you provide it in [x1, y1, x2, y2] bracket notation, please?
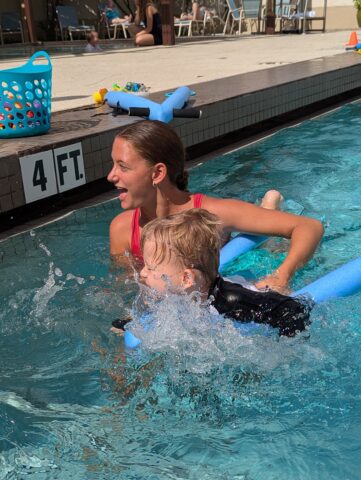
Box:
[223, 11, 230, 34]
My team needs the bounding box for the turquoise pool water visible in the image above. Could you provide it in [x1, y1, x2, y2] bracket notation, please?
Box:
[1, 102, 361, 479]
[0, 43, 132, 61]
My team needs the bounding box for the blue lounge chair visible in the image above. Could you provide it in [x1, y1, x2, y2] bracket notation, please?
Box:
[56, 5, 94, 41]
[0, 12, 24, 45]
[242, 0, 264, 33]
[278, 0, 327, 33]
[223, 0, 245, 34]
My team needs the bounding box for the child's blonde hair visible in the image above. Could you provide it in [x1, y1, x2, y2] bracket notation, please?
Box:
[140, 209, 222, 285]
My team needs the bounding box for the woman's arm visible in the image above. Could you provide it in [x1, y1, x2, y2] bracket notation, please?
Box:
[205, 197, 324, 291]
[143, 5, 154, 33]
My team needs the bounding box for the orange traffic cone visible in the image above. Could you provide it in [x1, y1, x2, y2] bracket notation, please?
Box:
[346, 31, 358, 47]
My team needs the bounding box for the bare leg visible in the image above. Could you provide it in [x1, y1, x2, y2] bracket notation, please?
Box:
[135, 32, 155, 46]
[260, 189, 284, 210]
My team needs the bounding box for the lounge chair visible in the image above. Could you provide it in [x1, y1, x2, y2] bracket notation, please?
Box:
[278, 0, 327, 33]
[223, 0, 245, 35]
[56, 5, 95, 41]
[174, 17, 212, 37]
[0, 12, 24, 45]
[242, 0, 264, 33]
[104, 16, 130, 39]
[98, 2, 130, 39]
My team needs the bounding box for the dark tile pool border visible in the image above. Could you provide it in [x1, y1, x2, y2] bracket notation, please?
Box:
[1, 52, 361, 236]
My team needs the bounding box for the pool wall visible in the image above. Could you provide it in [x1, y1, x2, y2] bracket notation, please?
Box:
[1, 52, 361, 229]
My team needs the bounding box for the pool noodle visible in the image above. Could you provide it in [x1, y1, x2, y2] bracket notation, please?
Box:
[219, 233, 268, 271]
[105, 86, 191, 123]
[293, 256, 361, 304]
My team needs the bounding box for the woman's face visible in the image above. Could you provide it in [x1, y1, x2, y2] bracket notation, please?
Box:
[108, 137, 154, 210]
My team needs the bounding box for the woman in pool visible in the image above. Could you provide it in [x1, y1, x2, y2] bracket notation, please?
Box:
[107, 120, 324, 292]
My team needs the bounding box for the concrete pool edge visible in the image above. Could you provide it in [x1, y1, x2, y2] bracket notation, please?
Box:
[1, 52, 361, 237]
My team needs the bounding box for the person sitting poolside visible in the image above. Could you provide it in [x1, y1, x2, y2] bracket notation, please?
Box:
[112, 209, 312, 337]
[101, 0, 132, 25]
[175, 1, 214, 21]
[128, 0, 162, 47]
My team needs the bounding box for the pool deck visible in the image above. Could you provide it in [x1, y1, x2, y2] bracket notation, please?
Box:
[1, 30, 361, 236]
[0, 31, 353, 113]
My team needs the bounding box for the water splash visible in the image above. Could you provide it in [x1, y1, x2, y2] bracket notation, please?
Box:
[127, 285, 316, 376]
[32, 262, 63, 320]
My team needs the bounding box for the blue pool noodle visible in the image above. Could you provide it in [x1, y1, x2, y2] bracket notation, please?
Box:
[105, 86, 191, 123]
[293, 256, 361, 304]
[219, 233, 268, 271]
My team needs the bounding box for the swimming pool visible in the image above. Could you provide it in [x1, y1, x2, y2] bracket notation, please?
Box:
[1, 101, 361, 479]
[0, 42, 133, 61]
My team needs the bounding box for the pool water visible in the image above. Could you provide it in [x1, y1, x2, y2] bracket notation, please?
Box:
[0, 43, 133, 61]
[1, 102, 361, 479]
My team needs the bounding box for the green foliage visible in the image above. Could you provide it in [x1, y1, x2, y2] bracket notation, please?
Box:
[354, 0, 361, 10]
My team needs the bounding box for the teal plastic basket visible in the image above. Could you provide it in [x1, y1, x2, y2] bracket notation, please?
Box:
[0, 51, 52, 139]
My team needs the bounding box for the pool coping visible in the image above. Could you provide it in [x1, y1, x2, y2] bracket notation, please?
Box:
[1, 51, 361, 236]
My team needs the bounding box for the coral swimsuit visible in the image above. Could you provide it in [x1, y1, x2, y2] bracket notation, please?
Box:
[130, 193, 204, 262]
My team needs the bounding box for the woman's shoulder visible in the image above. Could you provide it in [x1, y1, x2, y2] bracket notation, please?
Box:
[109, 210, 135, 254]
[146, 3, 157, 13]
[200, 194, 246, 208]
[199, 193, 226, 208]
[110, 209, 134, 231]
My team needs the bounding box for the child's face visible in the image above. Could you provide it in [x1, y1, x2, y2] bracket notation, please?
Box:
[140, 239, 187, 293]
[90, 33, 99, 44]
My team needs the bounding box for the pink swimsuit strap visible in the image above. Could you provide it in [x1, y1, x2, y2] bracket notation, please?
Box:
[192, 192, 204, 209]
[130, 193, 204, 260]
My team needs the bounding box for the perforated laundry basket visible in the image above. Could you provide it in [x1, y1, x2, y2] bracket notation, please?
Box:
[0, 51, 52, 139]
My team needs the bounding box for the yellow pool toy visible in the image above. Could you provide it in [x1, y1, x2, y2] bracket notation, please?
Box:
[93, 88, 108, 104]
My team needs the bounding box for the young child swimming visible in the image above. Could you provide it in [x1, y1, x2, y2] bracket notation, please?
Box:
[113, 209, 312, 337]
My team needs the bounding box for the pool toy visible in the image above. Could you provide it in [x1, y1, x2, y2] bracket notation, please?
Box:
[105, 86, 201, 123]
[93, 83, 150, 104]
[92, 88, 108, 104]
[165, 90, 196, 97]
[293, 256, 361, 303]
[124, 255, 361, 348]
[219, 234, 268, 271]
